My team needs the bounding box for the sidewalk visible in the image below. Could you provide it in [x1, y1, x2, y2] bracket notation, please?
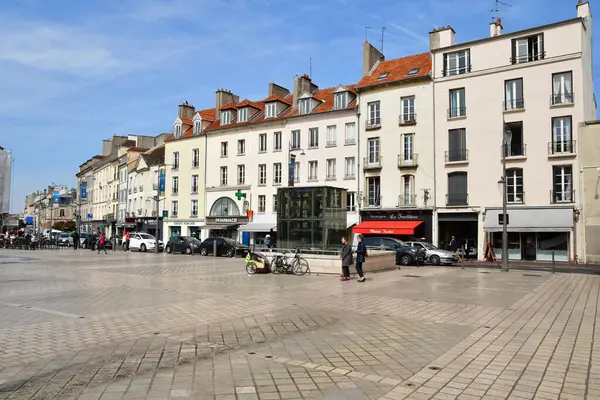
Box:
[456, 259, 600, 274]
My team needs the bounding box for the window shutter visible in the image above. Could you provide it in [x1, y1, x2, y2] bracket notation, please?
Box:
[511, 39, 516, 64]
[443, 54, 448, 76]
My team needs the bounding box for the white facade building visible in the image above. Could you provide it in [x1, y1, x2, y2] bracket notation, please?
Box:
[0, 147, 12, 214]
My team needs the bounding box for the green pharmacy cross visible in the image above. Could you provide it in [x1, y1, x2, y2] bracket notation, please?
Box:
[235, 189, 246, 200]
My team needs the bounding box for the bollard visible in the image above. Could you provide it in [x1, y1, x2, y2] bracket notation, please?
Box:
[552, 250, 556, 274]
[461, 254, 465, 270]
[213, 240, 217, 257]
[113, 238, 116, 252]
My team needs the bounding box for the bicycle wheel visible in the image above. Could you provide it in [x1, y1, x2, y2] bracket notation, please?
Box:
[271, 256, 282, 274]
[246, 261, 258, 275]
[292, 257, 310, 276]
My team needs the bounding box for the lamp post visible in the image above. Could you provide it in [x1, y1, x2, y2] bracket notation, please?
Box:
[501, 123, 511, 272]
[287, 141, 305, 187]
[148, 160, 168, 254]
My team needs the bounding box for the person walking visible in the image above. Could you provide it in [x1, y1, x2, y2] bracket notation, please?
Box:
[340, 236, 353, 281]
[463, 239, 470, 261]
[355, 235, 367, 282]
[97, 232, 108, 254]
[448, 235, 461, 262]
[124, 231, 131, 251]
[72, 231, 79, 250]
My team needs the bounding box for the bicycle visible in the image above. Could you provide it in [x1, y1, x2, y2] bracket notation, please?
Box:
[271, 248, 310, 276]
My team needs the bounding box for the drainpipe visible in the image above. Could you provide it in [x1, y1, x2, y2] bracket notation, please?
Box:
[431, 54, 438, 246]
[204, 132, 208, 239]
[356, 97, 362, 223]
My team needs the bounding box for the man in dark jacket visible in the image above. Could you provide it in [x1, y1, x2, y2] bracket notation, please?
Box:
[340, 236, 353, 281]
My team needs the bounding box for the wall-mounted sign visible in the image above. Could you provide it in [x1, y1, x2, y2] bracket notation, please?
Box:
[80, 182, 88, 201]
[52, 188, 60, 208]
[159, 171, 166, 194]
[206, 216, 249, 225]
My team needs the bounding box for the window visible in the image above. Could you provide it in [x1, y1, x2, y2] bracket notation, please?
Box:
[237, 139, 245, 155]
[309, 161, 318, 181]
[552, 71, 574, 105]
[449, 88, 466, 118]
[326, 125, 337, 146]
[172, 176, 179, 195]
[193, 121, 201, 135]
[401, 175, 415, 206]
[238, 108, 248, 122]
[334, 91, 348, 109]
[273, 163, 282, 185]
[448, 128, 467, 162]
[367, 137, 380, 164]
[299, 99, 311, 114]
[407, 68, 419, 75]
[447, 172, 468, 206]
[345, 122, 356, 144]
[221, 142, 228, 157]
[347, 192, 356, 211]
[272, 194, 278, 212]
[400, 96, 415, 122]
[344, 157, 355, 179]
[191, 199, 198, 216]
[505, 78, 524, 110]
[171, 201, 179, 217]
[551, 116, 573, 153]
[367, 177, 381, 207]
[274, 131, 282, 151]
[506, 168, 524, 203]
[191, 174, 199, 193]
[443, 49, 470, 76]
[221, 110, 231, 124]
[377, 72, 389, 80]
[209, 197, 240, 216]
[237, 165, 245, 185]
[552, 165, 573, 203]
[259, 133, 267, 152]
[59, 209, 65, 217]
[309, 127, 319, 148]
[220, 166, 228, 186]
[266, 103, 277, 118]
[258, 164, 267, 185]
[504, 121, 525, 157]
[512, 34, 544, 64]
[402, 133, 415, 161]
[367, 102, 381, 126]
[294, 161, 300, 182]
[174, 124, 182, 139]
[192, 148, 200, 168]
[326, 159, 336, 180]
[291, 130, 301, 150]
[258, 195, 266, 212]
[172, 152, 179, 169]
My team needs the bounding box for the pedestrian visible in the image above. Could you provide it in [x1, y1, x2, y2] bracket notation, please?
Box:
[264, 234, 270, 249]
[97, 232, 108, 254]
[354, 234, 367, 282]
[72, 231, 79, 250]
[340, 236, 353, 281]
[464, 240, 470, 261]
[125, 231, 130, 251]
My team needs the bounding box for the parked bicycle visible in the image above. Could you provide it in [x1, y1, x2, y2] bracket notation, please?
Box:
[271, 248, 310, 276]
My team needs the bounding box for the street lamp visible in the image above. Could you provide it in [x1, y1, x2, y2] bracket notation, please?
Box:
[287, 141, 305, 187]
[501, 122, 511, 272]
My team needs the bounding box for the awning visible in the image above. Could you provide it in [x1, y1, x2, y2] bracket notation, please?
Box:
[239, 222, 276, 232]
[97, 223, 109, 229]
[484, 207, 573, 232]
[353, 220, 423, 235]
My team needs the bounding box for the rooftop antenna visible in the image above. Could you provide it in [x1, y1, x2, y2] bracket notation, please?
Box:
[309, 57, 312, 78]
[491, 0, 511, 22]
[365, 26, 373, 42]
[380, 26, 386, 53]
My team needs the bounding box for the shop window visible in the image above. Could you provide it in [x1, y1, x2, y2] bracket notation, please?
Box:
[209, 197, 240, 216]
[492, 232, 522, 260]
[537, 232, 568, 262]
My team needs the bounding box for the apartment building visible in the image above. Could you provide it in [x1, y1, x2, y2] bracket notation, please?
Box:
[431, 1, 595, 261]
[578, 120, 600, 264]
[0, 146, 12, 214]
[26, 186, 77, 231]
[76, 155, 104, 233]
[353, 42, 435, 242]
[163, 103, 215, 240]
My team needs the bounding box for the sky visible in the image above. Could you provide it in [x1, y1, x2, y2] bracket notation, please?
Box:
[1, 0, 597, 214]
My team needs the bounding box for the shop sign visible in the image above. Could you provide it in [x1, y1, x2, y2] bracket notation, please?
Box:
[206, 216, 249, 225]
[171, 221, 202, 226]
[362, 210, 428, 221]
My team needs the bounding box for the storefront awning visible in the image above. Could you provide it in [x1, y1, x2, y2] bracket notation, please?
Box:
[239, 222, 276, 232]
[484, 207, 573, 232]
[353, 220, 423, 235]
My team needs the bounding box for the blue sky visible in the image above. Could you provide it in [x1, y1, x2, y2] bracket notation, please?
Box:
[1, 0, 597, 213]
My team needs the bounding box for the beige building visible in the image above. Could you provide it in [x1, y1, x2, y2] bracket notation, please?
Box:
[431, 1, 595, 261]
[76, 155, 104, 234]
[578, 120, 600, 263]
[25, 187, 77, 232]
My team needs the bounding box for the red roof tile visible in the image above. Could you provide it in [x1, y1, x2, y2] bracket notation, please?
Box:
[180, 118, 193, 125]
[165, 107, 216, 142]
[219, 103, 237, 111]
[197, 108, 216, 122]
[285, 85, 357, 118]
[263, 94, 292, 105]
[236, 99, 264, 110]
[356, 53, 431, 89]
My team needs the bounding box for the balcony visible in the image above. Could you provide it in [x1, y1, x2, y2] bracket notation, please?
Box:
[133, 188, 137, 193]
[152, 183, 159, 190]
[503, 98, 525, 112]
[398, 113, 417, 126]
[365, 119, 381, 131]
[326, 141, 337, 147]
[446, 193, 468, 206]
[398, 153, 418, 168]
[139, 185, 143, 192]
[398, 194, 417, 208]
[551, 190, 575, 204]
[507, 192, 525, 204]
[128, 188, 132, 194]
[364, 196, 382, 208]
[445, 149, 469, 163]
[551, 92, 574, 107]
[106, 213, 116, 222]
[363, 156, 382, 170]
[548, 141, 576, 157]
[137, 209, 143, 216]
[344, 173, 356, 180]
[503, 144, 527, 159]
[447, 107, 467, 119]
[325, 174, 336, 181]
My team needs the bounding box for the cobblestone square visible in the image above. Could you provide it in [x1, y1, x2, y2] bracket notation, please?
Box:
[0, 250, 598, 399]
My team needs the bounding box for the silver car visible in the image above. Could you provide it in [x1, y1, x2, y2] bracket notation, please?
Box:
[406, 241, 459, 265]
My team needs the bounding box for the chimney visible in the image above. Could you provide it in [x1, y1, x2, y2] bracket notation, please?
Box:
[292, 74, 319, 107]
[577, 1, 591, 19]
[178, 101, 195, 120]
[268, 82, 290, 98]
[429, 26, 456, 51]
[490, 18, 503, 37]
[215, 89, 239, 120]
[362, 41, 384, 76]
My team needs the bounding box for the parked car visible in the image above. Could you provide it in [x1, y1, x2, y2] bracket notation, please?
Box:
[361, 236, 424, 266]
[198, 237, 249, 257]
[79, 233, 89, 248]
[405, 241, 459, 265]
[165, 236, 202, 255]
[58, 232, 71, 247]
[129, 232, 163, 252]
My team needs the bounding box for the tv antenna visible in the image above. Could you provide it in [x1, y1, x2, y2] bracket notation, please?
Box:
[365, 26, 373, 42]
[309, 57, 312, 78]
[491, 0, 511, 21]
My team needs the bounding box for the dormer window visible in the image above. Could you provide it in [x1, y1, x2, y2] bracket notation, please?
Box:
[266, 103, 277, 118]
[299, 98, 311, 115]
[174, 124, 182, 139]
[221, 110, 231, 125]
[334, 91, 348, 110]
[377, 72, 389, 80]
[238, 108, 248, 123]
[407, 68, 419, 76]
[193, 120, 201, 135]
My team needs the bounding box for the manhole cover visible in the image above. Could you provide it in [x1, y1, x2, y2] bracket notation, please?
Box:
[402, 275, 421, 278]
[523, 274, 542, 277]
[428, 366, 441, 371]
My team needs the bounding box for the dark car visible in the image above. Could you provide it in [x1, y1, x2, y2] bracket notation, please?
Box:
[166, 236, 202, 255]
[362, 236, 425, 266]
[198, 237, 249, 257]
